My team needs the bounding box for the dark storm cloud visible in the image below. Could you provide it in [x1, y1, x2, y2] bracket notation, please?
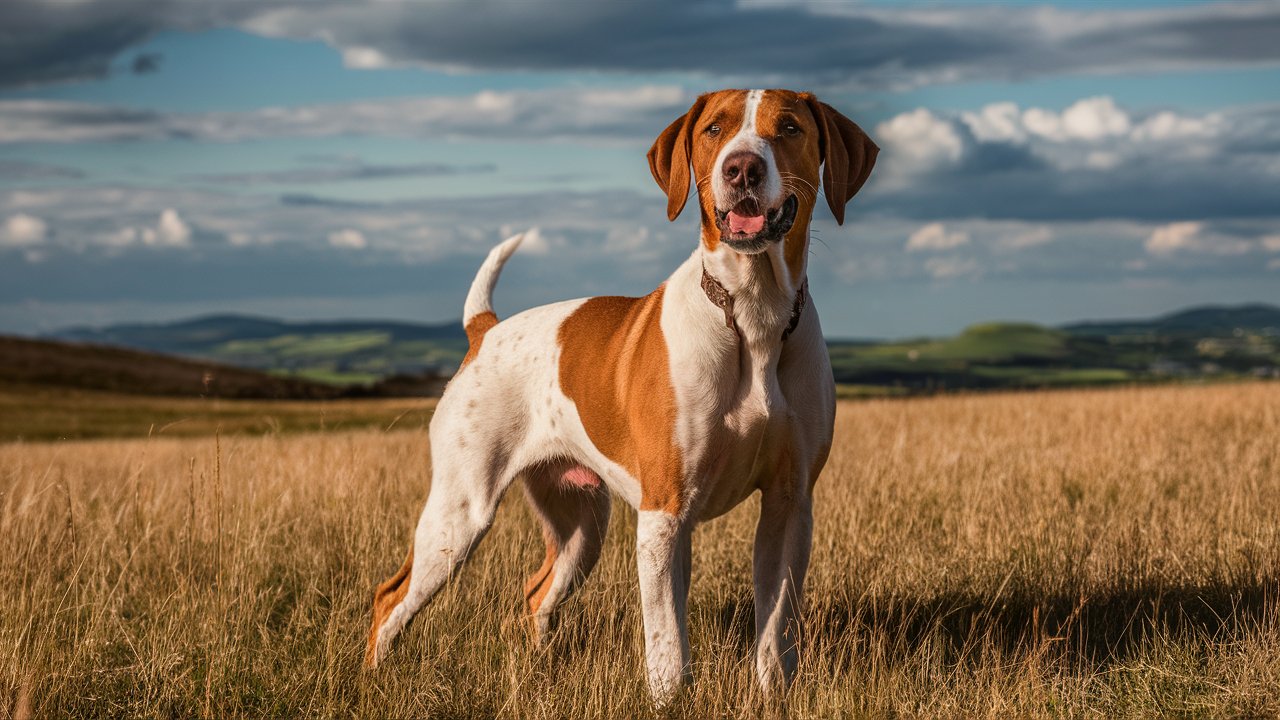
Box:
[3, 0, 1280, 90]
[0, 0, 168, 87]
[242, 0, 1280, 89]
[130, 52, 162, 74]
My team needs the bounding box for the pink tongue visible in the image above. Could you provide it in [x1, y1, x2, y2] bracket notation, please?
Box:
[727, 211, 765, 234]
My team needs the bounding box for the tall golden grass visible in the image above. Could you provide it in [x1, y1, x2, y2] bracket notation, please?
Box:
[2, 383, 1278, 718]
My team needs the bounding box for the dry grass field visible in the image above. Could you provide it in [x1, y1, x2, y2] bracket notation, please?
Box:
[2, 382, 1278, 718]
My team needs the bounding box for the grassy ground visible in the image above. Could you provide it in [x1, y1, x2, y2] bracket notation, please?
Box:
[0, 383, 434, 441]
[2, 383, 1278, 717]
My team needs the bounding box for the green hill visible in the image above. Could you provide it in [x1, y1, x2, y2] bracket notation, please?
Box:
[828, 323, 1131, 391]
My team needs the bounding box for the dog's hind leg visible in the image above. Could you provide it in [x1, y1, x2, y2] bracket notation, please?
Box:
[521, 462, 611, 642]
[365, 448, 517, 667]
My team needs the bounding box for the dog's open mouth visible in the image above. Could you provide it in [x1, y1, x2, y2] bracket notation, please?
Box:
[715, 194, 799, 253]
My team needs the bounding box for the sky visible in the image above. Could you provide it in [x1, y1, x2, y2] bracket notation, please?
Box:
[1, 0, 1279, 339]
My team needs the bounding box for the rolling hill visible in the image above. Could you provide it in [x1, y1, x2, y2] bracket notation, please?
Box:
[1062, 303, 1280, 337]
[54, 314, 467, 385]
[0, 335, 346, 399]
[40, 303, 1280, 394]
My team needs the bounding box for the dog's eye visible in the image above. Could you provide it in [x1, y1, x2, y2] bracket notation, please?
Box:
[781, 122, 801, 137]
[706, 124, 722, 137]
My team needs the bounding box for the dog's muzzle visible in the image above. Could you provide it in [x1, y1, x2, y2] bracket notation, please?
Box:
[715, 194, 799, 254]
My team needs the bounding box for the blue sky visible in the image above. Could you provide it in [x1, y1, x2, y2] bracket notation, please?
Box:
[1, 0, 1279, 338]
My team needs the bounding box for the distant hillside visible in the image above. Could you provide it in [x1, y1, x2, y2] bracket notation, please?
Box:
[1063, 303, 1280, 337]
[41, 303, 1280, 395]
[52, 314, 468, 385]
[56, 313, 465, 352]
[0, 335, 346, 399]
[827, 323, 1126, 391]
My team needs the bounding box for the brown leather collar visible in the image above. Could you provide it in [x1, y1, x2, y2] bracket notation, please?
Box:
[701, 265, 809, 342]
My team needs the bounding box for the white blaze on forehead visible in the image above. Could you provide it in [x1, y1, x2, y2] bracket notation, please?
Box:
[711, 89, 782, 211]
[741, 89, 763, 135]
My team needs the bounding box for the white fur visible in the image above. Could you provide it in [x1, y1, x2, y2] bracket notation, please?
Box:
[463, 230, 529, 325]
[636, 510, 692, 703]
[371, 90, 836, 703]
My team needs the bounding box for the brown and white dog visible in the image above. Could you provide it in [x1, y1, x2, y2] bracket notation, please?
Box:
[365, 88, 877, 702]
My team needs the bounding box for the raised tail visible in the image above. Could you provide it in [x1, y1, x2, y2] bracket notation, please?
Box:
[460, 230, 530, 367]
[463, 231, 529, 326]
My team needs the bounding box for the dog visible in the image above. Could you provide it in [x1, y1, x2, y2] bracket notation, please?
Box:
[365, 88, 877, 702]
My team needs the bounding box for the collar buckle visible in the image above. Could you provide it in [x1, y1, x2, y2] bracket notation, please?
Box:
[700, 265, 808, 342]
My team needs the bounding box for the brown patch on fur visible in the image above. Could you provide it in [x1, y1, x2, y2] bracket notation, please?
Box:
[800, 93, 879, 226]
[523, 543, 558, 630]
[365, 546, 413, 666]
[648, 89, 750, 252]
[756, 91, 825, 286]
[557, 286, 684, 513]
[460, 310, 498, 370]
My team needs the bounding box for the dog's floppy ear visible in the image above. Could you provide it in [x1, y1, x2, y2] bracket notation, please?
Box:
[802, 95, 879, 226]
[647, 95, 708, 222]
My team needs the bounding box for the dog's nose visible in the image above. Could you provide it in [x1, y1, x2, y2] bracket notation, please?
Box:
[722, 151, 766, 191]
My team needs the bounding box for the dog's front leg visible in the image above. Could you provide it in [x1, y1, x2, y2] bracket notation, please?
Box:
[752, 480, 814, 693]
[636, 509, 693, 704]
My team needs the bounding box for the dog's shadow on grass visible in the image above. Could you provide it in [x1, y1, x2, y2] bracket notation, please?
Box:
[710, 578, 1276, 669]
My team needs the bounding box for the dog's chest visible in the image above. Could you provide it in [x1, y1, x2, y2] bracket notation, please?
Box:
[693, 371, 794, 519]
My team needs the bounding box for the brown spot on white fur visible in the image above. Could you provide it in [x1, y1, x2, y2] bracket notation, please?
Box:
[459, 310, 499, 370]
[557, 286, 684, 513]
[366, 546, 413, 666]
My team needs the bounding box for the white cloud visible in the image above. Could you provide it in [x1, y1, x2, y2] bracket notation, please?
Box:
[1131, 110, 1222, 142]
[97, 209, 192, 249]
[924, 256, 980, 279]
[959, 96, 1222, 148]
[968, 97, 1132, 144]
[871, 97, 1280, 223]
[1, 213, 48, 247]
[998, 226, 1054, 250]
[102, 227, 139, 247]
[961, 102, 1025, 143]
[876, 108, 965, 178]
[1145, 222, 1204, 254]
[1143, 222, 1252, 256]
[1060, 96, 1131, 141]
[328, 228, 368, 249]
[341, 46, 392, 69]
[906, 222, 969, 252]
[1261, 235, 1280, 253]
[143, 208, 191, 247]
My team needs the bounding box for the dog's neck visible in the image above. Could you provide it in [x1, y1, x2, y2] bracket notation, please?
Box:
[696, 216, 810, 348]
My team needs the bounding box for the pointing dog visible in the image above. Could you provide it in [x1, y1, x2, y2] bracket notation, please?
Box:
[366, 88, 877, 702]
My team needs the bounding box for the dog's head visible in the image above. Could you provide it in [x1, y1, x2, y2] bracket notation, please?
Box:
[648, 89, 878, 256]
